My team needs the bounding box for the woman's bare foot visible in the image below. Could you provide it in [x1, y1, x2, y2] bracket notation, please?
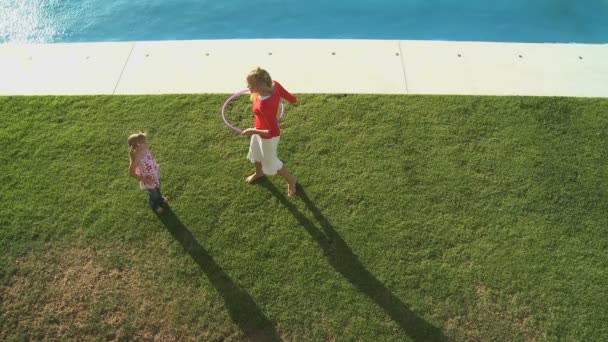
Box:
[287, 177, 297, 197]
[245, 173, 264, 184]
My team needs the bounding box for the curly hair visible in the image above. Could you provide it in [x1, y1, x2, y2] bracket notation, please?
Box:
[246, 67, 273, 94]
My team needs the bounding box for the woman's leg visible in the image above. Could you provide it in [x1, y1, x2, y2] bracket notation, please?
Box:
[246, 135, 265, 184]
[245, 161, 264, 184]
[277, 166, 296, 197]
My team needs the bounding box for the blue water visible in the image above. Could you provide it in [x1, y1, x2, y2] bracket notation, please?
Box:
[1, 0, 607, 44]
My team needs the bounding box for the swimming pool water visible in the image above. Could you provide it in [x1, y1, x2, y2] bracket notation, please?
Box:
[1, 0, 607, 44]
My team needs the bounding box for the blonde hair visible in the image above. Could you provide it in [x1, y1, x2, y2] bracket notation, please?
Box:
[247, 67, 273, 98]
[127, 132, 147, 151]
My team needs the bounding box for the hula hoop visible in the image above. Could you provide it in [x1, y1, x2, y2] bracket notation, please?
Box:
[222, 89, 285, 134]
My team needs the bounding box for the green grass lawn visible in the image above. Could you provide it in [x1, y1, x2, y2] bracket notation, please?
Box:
[1, 94, 607, 341]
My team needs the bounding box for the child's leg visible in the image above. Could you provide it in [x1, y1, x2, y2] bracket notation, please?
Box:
[277, 166, 296, 197]
[245, 161, 264, 184]
[147, 188, 165, 213]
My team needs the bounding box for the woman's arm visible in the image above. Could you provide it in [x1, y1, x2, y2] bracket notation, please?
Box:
[275, 82, 297, 104]
[241, 128, 270, 136]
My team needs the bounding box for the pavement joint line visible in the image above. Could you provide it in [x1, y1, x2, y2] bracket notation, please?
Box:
[112, 42, 135, 95]
[398, 41, 409, 94]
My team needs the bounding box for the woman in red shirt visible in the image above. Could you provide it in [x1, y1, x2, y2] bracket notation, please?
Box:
[241, 67, 297, 197]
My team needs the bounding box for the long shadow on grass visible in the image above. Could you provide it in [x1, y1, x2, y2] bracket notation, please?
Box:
[260, 180, 446, 341]
[156, 208, 280, 341]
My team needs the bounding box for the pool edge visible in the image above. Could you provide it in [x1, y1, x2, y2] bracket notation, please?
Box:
[0, 39, 607, 97]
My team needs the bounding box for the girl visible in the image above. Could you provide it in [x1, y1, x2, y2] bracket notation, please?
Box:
[242, 67, 297, 197]
[128, 132, 168, 213]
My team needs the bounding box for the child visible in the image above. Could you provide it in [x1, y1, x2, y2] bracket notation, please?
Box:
[128, 132, 168, 213]
[241, 67, 297, 197]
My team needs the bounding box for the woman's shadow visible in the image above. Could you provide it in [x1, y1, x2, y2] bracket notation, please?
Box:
[259, 179, 446, 341]
[156, 209, 281, 341]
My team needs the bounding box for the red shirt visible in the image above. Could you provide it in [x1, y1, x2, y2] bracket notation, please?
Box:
[253, 81, 297, 139]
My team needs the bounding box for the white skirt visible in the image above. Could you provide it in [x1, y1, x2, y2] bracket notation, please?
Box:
[248, 134, 283, 175]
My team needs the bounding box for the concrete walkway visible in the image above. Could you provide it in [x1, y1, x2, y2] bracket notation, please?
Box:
[1, 39, 607, 97]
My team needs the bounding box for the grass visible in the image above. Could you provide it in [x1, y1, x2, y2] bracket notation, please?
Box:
[1, 94, 607, 341]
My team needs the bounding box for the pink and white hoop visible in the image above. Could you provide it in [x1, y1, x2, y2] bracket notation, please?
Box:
[221, 89, 285, 134]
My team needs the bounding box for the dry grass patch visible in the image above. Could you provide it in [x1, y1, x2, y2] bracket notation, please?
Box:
[1, 245, 182, 340]
[444, 285, 544, 341]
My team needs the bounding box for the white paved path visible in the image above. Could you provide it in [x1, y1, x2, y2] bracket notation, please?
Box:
[1, 39, 606, 97]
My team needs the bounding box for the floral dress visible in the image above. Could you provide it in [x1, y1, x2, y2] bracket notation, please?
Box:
[136, 150, 161, 190]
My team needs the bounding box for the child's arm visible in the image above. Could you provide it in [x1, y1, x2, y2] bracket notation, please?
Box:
[128, 151, 145, 182]
[128, 162, 140, 180]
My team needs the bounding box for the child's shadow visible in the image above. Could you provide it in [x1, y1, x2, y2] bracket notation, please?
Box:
[156, 209, 281, 341]
[259, 180, 446, 341]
